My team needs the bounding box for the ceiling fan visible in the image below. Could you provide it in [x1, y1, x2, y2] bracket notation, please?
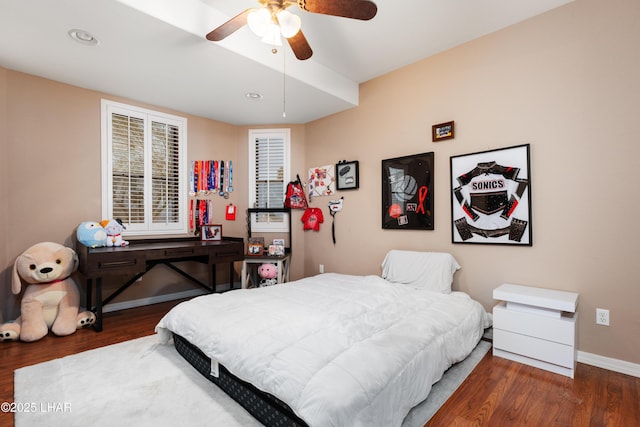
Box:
[206, 0, 378, 61]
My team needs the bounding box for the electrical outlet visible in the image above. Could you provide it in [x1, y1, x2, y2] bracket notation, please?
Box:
[319, 264, 325, 273]
[596, 308, 610, 326]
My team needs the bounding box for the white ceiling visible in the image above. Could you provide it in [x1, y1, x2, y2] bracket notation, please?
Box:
[0, 0, 573, 125]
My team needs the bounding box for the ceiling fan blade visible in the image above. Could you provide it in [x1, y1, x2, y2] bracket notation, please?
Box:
[297, 0, 377, 20]
[287, 30, 313, 60]
[206, 9, 252, 42]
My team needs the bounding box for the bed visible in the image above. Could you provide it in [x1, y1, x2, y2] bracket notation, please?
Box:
[156, 251, 491, 427]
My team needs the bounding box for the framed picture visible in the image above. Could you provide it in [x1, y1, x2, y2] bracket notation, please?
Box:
[247, 237, 264, 256]
[432, 121, 455, 142]
[335, 160, 359, 190]
[450, 144, 532, 246]
[272, 239, 285, 256]
[382, 152, 434, 230]
[308, 165, 335, 198]
[201, 224, 222, 241]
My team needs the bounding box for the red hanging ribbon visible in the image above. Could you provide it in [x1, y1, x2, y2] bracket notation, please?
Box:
[416, 186, 429, 214]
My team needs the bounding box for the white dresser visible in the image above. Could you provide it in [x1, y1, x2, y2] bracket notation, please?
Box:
[492, 283, 579, 378]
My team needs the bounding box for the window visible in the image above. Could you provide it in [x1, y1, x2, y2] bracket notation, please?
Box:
[101, 100, 188, 236]
[249, 129, 291, 232]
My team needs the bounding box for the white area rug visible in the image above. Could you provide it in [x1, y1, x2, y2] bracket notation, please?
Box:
[14, 335, 490, 427]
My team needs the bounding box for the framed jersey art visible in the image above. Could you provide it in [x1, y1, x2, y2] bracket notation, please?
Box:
[450, 144, 532, 245]
[382, 152, 434, 230]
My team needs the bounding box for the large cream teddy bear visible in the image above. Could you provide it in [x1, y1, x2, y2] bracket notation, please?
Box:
[0, 242, 96, 342]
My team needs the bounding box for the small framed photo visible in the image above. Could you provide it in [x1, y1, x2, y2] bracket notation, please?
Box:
[272, 239, 285, 256]
[201, 224, 222, 241]
[268, 245, 277, 256]
[247, 237, 264, 256]
[335, 160, 359, 190]
[432, 121, 455, 142]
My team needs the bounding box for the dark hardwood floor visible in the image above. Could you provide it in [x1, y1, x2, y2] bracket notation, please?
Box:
[426, 350, 640, 426]
[1, 300, 639, 427]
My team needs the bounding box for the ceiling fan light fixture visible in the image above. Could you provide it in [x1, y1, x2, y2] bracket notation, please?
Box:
[277, 10, 301, 38]
[261, 22, 283, 46]
[247, 7, 271, 37]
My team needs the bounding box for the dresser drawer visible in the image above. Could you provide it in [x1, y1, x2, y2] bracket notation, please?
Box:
[494, 328, 575, 368]
[493, 302, 576, 345]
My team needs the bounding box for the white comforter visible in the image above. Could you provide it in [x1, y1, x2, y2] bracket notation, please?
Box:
[156, 273, 491, 427]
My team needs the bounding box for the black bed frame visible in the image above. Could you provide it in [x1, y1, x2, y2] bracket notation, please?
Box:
[173, 333, 309, 427]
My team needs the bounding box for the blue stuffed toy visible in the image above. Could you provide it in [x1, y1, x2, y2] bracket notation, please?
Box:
[76, 221, 108, 248]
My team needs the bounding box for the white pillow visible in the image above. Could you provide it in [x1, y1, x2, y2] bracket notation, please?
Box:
[381, 250, 461, 293]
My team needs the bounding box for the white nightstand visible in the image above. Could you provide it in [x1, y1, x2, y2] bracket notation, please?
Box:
[492, 283, 579, 378]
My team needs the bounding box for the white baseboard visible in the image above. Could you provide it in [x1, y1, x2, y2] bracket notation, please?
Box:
[101, 283, 238, 313]
[577, 351, 640, 378]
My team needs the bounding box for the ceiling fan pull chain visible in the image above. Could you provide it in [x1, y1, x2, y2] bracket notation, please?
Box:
[283, 50, 287, 118]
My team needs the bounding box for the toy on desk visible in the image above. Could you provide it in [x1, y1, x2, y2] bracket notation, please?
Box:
[0, 242, 96, 342]
[100, 218, 129, 247]
[76, 221, 108, 248]
[258, 263, 278, 287]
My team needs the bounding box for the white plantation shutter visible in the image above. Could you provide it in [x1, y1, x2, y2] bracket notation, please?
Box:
[249, 129, 290, 231]
[151, 121, 181, 226]
[111, 113, 145, 225]
[102, 100, 187, 235]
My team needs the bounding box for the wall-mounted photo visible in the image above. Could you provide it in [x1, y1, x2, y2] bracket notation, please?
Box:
[450, 144, 532, 245]
[201, 224, 222, 241]
[382, 152, 434, 230]
[335, 160, 359, 190]
[432, 121, 455, 142]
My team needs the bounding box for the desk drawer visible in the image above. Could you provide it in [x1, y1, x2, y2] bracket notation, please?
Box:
[209, 243, 244, 262]
[146, 245, 207, 260]
[88, 252, 146, 276]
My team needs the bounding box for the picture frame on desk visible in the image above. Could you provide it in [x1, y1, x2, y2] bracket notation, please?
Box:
[201, 224, 222, 241]
[247, 237, 264, 256]
[272, 239, 285, 256]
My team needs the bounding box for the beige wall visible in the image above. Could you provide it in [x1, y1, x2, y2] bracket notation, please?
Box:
[1, 0, 637, 365]
[0, 72, 240, 314]
[237, 124, 307, 282]
[0, 66, 8, 323]
[303, 0, 640, 364]
[0, 70, 309, 318]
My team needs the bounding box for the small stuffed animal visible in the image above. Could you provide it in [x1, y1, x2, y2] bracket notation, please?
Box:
[100, 218, 129, 247]
[0, 242, 96, 342]
[76, 221, 108, 248]
[258, 263, 278, 287]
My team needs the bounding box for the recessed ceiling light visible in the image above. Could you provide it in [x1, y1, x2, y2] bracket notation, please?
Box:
[245, 92, 263, 101]
[68, 29, 99, 46]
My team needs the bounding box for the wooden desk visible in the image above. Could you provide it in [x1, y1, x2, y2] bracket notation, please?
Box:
[76, 237, 244, 331]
